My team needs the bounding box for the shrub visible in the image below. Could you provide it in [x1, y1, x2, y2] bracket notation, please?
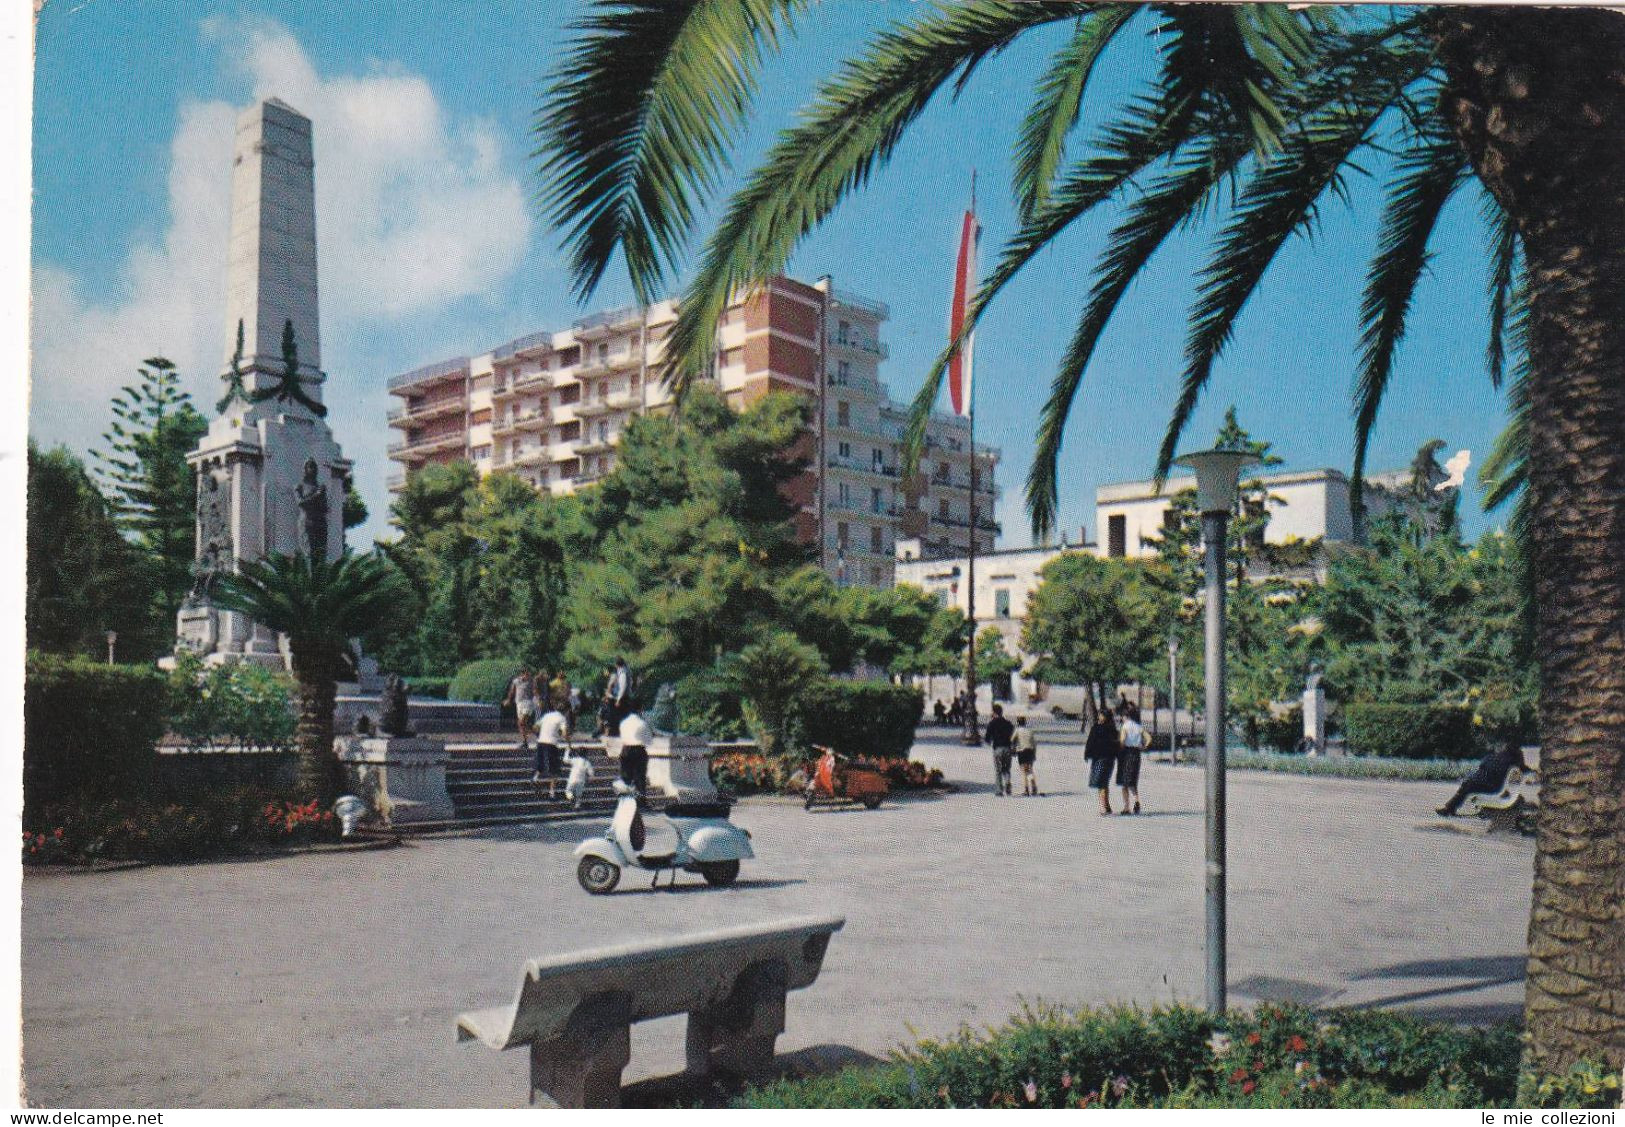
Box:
[166, 651, 295, 752]
[1225, 751, 1475, 782]
[1345, 703, 1476, 760]
[22, 784, 340, 865]
[675, 671, 748, 741]
[24, 652, 167, 814]
[1256, 704, 1304, 753]
[448, 658, 524, 704]
[737, 1002, 1525, 1110]
[794, 679, 923, 759]
[406, 676, 451, 700]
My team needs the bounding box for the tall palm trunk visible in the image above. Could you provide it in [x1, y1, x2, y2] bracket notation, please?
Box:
[1435, 9, 1625, 1075]
[289, 643, 342, 806]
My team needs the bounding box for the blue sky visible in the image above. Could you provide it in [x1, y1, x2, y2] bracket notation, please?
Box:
[31, 2, 1514, 547]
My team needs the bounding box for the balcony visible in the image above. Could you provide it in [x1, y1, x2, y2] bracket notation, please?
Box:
[386, 471, 406, 491]
[387, 430, 466, 460]
[828, 496, 899, 518]
[508, 446, 551, 468]
[575, 435, 616, 456]
[492, 330, 553, 362]
[387, 356, 469, 393]
[574, 394, 639, 418]
[388, 395, 466, 426]
[492, 410, 551, 437]
[929, 512, 1002, 534]
[830, 288, 890, 320]
[826, 455, 898, 479]
[494, 368, 553, 396]
[573, 303, 643, 340]
[831, 333, 888, 360]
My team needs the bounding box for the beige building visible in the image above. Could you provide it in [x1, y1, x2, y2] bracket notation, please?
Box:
[386, 276, 999, 587]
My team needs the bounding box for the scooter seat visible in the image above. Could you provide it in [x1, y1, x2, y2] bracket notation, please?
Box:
[662, 802, 732, 820]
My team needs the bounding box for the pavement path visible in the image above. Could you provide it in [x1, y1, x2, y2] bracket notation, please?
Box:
[21, 728, 1531, 1107]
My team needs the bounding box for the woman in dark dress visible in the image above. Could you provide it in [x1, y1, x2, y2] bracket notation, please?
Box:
[1084, 711, 1121, 816]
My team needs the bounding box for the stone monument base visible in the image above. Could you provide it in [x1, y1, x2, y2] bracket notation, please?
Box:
[337, 736, 455, 825]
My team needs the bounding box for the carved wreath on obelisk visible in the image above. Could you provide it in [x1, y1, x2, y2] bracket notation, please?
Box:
[295, 458, 329, 560]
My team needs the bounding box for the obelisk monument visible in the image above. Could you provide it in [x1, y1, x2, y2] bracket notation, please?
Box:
[175, 98, 353, 668]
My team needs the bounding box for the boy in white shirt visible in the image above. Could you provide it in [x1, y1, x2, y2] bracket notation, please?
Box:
[534, 707, 570, 799]
[1117, 704, 1146, 815]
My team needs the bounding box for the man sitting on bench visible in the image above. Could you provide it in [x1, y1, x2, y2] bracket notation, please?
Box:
[1437, 740, 1528, 817]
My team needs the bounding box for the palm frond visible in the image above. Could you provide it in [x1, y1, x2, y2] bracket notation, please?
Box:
[903, 92, 1202, 482]
[1013, 5, 1137, 219]
[1480, 278, 1530, 515]
[1154, 86, 1415, 486]
[213, 551, 407, 658]
[536, 0, 808, 304]
[659, 1, 1100, 396]
[1349, 115, 1470, 508]
[1483, 190, 1519, 390]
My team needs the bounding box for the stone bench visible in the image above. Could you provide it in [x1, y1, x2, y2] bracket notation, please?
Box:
[456, 915, 845, 1108]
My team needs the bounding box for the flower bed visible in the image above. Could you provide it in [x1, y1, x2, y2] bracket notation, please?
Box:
[709, 750, 945, 797]
[23, 785, 341, 866]
[736, 1002, 1618, 1110]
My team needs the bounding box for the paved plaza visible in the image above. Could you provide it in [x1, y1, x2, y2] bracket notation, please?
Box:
[22, 725, 1533, 1107]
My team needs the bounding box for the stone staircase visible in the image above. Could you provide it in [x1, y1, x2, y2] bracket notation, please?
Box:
[392, 740, 621, 833]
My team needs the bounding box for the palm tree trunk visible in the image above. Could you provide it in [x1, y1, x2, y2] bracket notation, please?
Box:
[290, 645, 342, 806]
[1435, 8, 1625, 1076]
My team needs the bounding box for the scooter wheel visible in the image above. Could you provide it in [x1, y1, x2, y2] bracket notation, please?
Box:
[803, 793, 816, 811]
[699, 860, 740, 886]
[861, 794, 883, 810]
[577, 856, 621, 894]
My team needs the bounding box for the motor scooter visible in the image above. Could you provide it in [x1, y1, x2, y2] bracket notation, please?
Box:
[574, 780, 754, 893]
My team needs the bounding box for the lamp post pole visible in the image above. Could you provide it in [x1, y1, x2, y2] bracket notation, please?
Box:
[1174, 446, 1252, 1017]
[105, 631, 117, 666]
[1167, 634, 1180, 764]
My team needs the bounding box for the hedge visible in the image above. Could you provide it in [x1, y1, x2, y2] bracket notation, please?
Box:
[406, 676, 452, 700]
[24, 652, 167, 815]
[794, 680, 923, 760]
[735, 1001, 1616, 1110]
[1345, 703, 1475, 760]
[447, 659, 523, 705]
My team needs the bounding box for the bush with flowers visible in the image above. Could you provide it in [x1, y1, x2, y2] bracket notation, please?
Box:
[709, 749, 946, 797]
[735, 1001, 1615, 1110]
[23, 784, 342, 866]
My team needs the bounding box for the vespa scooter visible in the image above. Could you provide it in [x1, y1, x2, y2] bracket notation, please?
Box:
[574, 780, 754, 894]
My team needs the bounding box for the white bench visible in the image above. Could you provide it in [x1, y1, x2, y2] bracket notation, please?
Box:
[456, 915, 845, 1107]
[1468, 767, 1539, 833]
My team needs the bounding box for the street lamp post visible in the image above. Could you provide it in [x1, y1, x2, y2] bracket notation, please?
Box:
[105, 631, 117, 666]
[1173, 446, 1253, 1016]
[1167, 634, 1181, 763]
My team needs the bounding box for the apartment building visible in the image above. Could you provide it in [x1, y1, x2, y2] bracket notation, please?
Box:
[386, 276, 1000, 587]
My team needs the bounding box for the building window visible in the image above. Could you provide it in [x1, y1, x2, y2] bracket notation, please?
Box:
[871, 487, 883, 513]
[838, 482, 851, 505]
[597, 343, 608, 365]
[837, 401, 850, 427]
[558, 383, 581, 405]
[1108, 514, 1127, 558]
[872, 448, 884, 470]
[559, 420, 581, 443]
[558, 346, 580, 367]
[939, 498, 950, 519]
[838, 319, 851, 345]
[597, 420, 608, 442]
[834, 360, 851, 385]
[995, 589, 1011, 618]
[837, 522, 849, 548]
[472, 445, 491, 462]
[870, 525, 883, 554]
[936, 461, 951, 483]
[838, 441, 851, 458]
[871, 564, 885, 585]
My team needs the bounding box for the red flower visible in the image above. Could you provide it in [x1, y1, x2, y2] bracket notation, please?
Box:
[1287, 1034, 1308, 1053]
[1242, 1081, 1256, 1095]
[1231, 1068, 1249, 1083]
[1245, 1031, 1262, 1046]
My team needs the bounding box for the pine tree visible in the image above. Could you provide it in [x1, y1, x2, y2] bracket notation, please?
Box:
[91, 358, 208, 634]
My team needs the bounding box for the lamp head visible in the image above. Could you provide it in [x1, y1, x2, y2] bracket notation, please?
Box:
[1173, 447, 1256, 514]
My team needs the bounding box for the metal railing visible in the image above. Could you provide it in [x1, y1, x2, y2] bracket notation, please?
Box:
[387, 356, 468, 392]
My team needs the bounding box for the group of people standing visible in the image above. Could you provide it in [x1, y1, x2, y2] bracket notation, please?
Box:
[980, 701, 1147, 813]
[1085, 703, 1146, 815]
[502, 657, 642, 798]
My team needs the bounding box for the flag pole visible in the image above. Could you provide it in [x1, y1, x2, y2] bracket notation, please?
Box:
[962, 170, 981, 748]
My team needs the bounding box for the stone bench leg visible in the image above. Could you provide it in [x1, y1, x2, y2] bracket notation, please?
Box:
[685, 960, 788, 1081]
[529, 992, 633, 1109]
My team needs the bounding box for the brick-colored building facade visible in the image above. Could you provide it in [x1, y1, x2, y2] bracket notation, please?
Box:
[386, 276, 999, 587]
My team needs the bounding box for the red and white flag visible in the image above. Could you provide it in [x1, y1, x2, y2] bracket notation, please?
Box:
[947, 206, 980, 418]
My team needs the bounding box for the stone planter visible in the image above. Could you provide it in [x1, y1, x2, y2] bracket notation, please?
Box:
[336, 736, 454, 825]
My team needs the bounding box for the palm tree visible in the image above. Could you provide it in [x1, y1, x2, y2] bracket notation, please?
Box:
[212, 552, 406, 805]
[536, 3, 1624, 1074]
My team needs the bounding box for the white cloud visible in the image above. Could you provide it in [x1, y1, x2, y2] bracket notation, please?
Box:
[30, 16, 530, 455]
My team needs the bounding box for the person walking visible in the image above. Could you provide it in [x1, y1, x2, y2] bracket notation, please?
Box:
[596, 664, 618, 736]
[618, 708, 652, 798]
[1117, 703, 1145, 814]
[1084, 710, 1121, 815]
[534, 703, 569, 800]
[548, 669, 571, 721]
[984, 703, 1015, 796]
[502, 665, 536, 751]
[1013, 715, 1039, 796]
